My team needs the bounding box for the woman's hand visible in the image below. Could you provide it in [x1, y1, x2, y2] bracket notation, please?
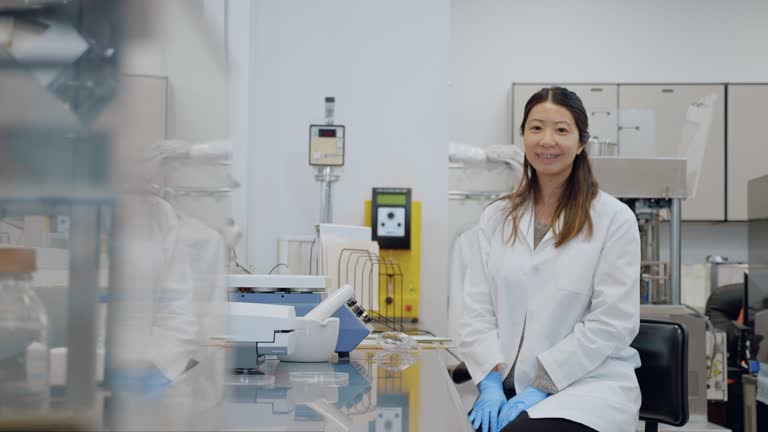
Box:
[496, 386, 549, 431]
[468, 371, 507, 432]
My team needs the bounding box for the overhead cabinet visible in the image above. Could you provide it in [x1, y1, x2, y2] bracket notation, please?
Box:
[726, 84, 768, 221]
[512, 84, 618, 145]
[618, 84, 725, 221]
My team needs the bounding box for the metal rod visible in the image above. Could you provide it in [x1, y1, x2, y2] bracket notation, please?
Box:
[322, 173, 333, 224]
[318, 166, 336, 223]
[670, 198, 682, 305]
[66, 204, 101, 409]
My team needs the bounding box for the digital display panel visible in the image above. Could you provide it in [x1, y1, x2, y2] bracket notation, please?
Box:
[376, 194, 406, 206]
[318, 129, 337, 138]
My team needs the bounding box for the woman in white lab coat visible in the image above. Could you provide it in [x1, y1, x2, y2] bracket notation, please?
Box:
[460, 87, 641, 432]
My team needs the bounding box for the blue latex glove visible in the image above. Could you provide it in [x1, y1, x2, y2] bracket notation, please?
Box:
[496, 386, 549, 431]
[110, 365, 172, 398]
[468, 371, 507, 432]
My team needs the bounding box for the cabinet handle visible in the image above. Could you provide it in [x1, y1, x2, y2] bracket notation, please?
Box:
[590, 88, 604, 92]
[619, 126, 641, 131]
[661, 88, 675, 93]
[591, 111, 612, 117]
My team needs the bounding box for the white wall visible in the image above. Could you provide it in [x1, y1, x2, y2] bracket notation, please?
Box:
[119, 0, 232, 229]
[450, 0, 768, 266]
[451, 0, 768, 146]
[247, 1, 451, 333]
[121, 0, 229, 142]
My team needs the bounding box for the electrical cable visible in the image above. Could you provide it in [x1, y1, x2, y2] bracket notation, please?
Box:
[268, 263, 289, 275]
[681, 303, 718, 377]
[231, 248, 253, 274]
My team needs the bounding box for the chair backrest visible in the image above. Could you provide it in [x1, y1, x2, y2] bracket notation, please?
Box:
[631, 319, 689, 427]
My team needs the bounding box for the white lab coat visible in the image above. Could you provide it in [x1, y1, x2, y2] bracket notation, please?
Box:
[115, 196, 226, 381]
[448, 224, 481, 344]
[459, 191, 641, 432]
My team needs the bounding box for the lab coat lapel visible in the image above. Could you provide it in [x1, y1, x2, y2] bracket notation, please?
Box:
[537, 214, 564, 250]
[518, 204, 535, 253]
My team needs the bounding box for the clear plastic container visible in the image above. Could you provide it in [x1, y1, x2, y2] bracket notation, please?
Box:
[0, 248, 49, 413]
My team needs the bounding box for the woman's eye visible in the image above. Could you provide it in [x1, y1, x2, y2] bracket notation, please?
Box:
[529, 125, 541, 131]
[556, 127, 568, 134]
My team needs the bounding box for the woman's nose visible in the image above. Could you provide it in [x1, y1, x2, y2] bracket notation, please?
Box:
[541, 129, 556, 146]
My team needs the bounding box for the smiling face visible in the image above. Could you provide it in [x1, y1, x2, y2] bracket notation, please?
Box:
[522, 101, 584, 185]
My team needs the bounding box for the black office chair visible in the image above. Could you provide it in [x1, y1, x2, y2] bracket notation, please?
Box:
[448, 319, 689, 432]
[633, 319, 689, 432]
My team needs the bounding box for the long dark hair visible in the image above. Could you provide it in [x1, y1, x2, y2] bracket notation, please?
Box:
[503, 86, 599, 247]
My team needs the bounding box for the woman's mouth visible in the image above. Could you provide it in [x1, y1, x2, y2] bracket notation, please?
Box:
[536, 153, 560, 161]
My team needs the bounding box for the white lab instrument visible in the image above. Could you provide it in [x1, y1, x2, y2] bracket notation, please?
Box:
[277, 317, 340, 363]
[311, 97, 345, 223]
[227, 274, 328, 293]
[591, 157, 687, 304]
[227, 303, 296, 356]
[227, 274, 373, 358]
[706, 329, 728, 402]
[448, 142, 523, 203]
[309, 124, 345, 167]
[275, 284, 353, 362]
[304, 284, 354, 322]
[448, 142, 524, 171]
[586, 137, 619, 156]
[679, 93, 717, 199]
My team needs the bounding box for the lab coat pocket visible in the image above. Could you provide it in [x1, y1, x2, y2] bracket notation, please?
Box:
[555, 279, 592, 296]
[553, 245, 596, 296]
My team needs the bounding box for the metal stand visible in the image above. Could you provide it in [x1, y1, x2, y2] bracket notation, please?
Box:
[312, 97, 342, 224]
[66, 204, 102, 408]
[315, 166, 339, 224]
[670, 198, 682, 305]
[590, 157, 687, 306]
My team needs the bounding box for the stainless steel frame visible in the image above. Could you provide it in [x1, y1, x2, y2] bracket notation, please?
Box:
[592, 157, 687, 304]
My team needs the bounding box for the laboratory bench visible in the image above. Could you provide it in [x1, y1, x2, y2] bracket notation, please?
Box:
[109, 348, 474, 431]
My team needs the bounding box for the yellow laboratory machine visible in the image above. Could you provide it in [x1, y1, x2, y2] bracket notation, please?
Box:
[364, 188, 421, 325]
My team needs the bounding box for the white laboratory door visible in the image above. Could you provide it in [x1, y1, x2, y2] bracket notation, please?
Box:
[618, 84, 726, 221]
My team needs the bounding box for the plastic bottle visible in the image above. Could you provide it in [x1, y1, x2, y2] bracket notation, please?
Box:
[0, 247, 49, 412]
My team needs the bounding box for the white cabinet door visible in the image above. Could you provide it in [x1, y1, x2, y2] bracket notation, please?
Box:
[727, 84, 768, 221]
[512, 84, 555, 145]
[618, 84, 725, 221]
[512, 84, 617, 145]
